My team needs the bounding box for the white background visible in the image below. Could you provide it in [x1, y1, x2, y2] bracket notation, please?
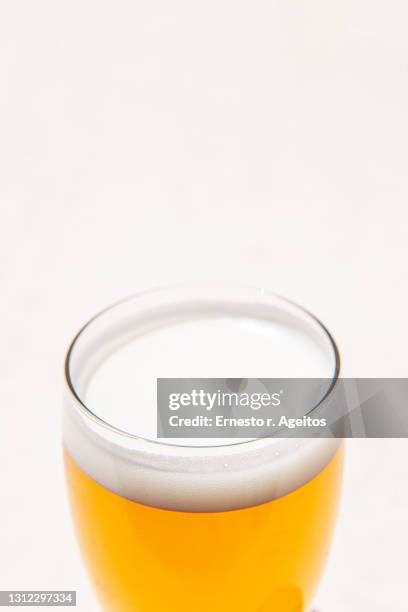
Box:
[1, 1, 408, 610]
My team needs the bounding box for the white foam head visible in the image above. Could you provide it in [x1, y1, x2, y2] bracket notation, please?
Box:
[63, 284, 341, 511]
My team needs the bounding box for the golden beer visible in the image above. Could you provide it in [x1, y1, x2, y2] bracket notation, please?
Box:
[63, 285, 343, 612]
[65, 447, 342, 612]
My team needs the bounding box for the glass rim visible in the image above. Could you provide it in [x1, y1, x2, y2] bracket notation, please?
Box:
[64, 282, 341, 449]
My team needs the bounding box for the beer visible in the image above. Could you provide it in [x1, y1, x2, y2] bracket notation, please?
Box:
[63, 285, 343, 612]
[65, 446, 342, 612]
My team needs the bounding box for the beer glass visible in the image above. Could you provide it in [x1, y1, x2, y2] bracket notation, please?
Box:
[63, 285, 343, 612]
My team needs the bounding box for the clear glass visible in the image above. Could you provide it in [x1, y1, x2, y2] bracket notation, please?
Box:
[63, 284, 343, 612]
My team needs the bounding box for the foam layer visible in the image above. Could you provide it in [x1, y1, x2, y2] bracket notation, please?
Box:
[63, 287, 340, 511]
[84, 315, 333, 443]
